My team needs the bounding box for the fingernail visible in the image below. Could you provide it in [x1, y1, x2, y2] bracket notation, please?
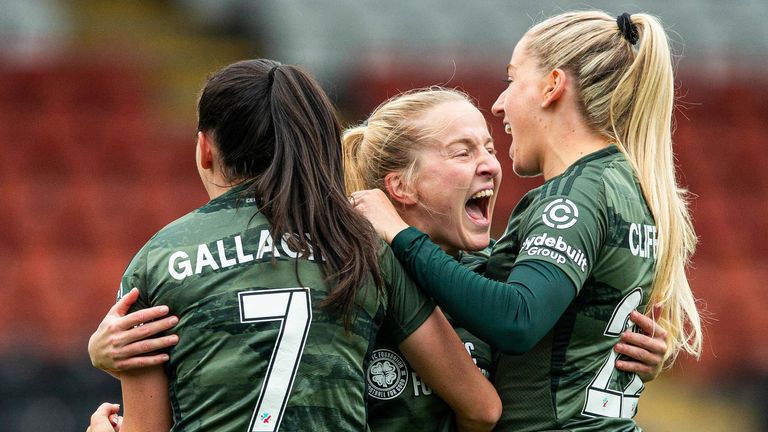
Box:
[169, 316, 179, 325]
[160, 305, 170, 314]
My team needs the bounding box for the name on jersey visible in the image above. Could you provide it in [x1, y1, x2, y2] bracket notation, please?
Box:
[520, 232, 589, 272]
[629, 223, 657, 259]
[168, 231, 320, 281]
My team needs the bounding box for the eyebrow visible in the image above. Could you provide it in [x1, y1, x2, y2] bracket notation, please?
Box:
[447, 137, 495, 146]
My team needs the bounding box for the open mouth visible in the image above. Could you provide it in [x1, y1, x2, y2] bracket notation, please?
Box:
[465, 189, 493, 224]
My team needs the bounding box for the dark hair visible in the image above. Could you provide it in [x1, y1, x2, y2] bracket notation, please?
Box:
[197, 59, 383, 326]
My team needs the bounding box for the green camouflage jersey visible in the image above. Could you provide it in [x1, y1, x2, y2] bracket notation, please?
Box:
[487, 146, 656, 431]
[117, 184, 434, 432]
[367, 246, 494, 432]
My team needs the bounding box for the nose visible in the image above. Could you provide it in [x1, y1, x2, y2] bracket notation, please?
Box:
[491, 89, 506, 118]
[478, 149, 502, 179]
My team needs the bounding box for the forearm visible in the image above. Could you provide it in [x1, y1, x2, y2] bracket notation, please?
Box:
[392, 228, 575, 353]
[399, 309, 500, 432]
[120, 365, 172, 432]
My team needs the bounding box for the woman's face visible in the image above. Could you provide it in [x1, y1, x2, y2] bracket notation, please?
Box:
[404, 100, 501, 255]
[492, 37, 546, 177]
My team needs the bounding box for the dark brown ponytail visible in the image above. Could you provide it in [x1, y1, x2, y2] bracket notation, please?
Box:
[198, 59, 383, 327]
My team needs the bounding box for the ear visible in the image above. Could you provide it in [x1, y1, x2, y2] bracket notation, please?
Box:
[384, 172, 417, 206]
[197, 131, 215, 170]
[541, 68, 567, 108]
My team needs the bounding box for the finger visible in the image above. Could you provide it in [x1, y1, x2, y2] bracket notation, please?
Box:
[620, 331, 666, 354]
[614, 342, 655, 365]
[113, 288, 140, 316]
[90, 403, 121, 430]
[118, 305, 172, 330]
[123, 315, 178, 342]
[629, 310, 668, 340]
[114, 353, 172, 370]
[629, 310, 653, 332]
[615, 358, 652, 375]
[119, 334, 179, 358]
[92, 402, 120, 417]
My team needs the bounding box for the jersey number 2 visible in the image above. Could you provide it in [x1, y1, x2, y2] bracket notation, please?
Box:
[239, 288, 312, 432]
[582, 287, 644, 418]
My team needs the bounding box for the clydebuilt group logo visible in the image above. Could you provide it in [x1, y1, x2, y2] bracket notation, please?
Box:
[366, 349, 409, 400]
[542, 198, 579, 229]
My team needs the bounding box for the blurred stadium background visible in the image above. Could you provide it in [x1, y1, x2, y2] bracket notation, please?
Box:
[0, 0, 766, 430]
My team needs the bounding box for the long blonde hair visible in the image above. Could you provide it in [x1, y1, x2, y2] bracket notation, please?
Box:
[342, 88, 472, 194]
[525, 11, 701, 363]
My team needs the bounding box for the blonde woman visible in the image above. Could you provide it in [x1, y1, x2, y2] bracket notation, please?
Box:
[352, 11, 701, 431]
[343, 89, 502, 431]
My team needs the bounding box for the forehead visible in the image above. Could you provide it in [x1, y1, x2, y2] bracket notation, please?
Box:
[417, 100, 488, 138]
[508, 37, 532, 69]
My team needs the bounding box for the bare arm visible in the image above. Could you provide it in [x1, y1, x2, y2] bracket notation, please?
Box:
[119, 365, 172, 432]
[614, 307, 669, 382]
[89, 288, 179, 376]
[399, 308, 501, 432]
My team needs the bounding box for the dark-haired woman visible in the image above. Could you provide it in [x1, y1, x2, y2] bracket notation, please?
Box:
[98, 59, 500, 432]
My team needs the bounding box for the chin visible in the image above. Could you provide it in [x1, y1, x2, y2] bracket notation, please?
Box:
[460, 234, 491, 252]
[513, 163, 539, 178]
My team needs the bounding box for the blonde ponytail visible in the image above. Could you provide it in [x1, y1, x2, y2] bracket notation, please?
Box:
[526, 11, 702, 362]
[612, 14, 701, 362]
[342, 125, 369, 194]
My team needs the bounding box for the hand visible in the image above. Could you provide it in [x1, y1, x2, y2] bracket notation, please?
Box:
[86, 403, 122, 432]
[88, 288, 179, 375]
[349, 189, 410, 244]
[614, 305, 669, 382]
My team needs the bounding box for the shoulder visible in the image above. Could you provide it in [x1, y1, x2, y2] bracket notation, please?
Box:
[526, 176, 606, 233]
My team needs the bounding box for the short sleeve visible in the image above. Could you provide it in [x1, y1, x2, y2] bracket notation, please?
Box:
[378, 244, 436, 346]
[515, 178, 607, 292]
[116, 242, 151, 312]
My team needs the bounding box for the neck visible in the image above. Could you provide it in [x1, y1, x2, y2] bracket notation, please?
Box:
[539, 111, 611, 180]
[541, 134, 611, 181]
[202, 172, 235, 200]
[400, 207, 460, 258]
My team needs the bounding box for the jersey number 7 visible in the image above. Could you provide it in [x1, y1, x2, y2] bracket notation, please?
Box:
[239, 288, 312, 432]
